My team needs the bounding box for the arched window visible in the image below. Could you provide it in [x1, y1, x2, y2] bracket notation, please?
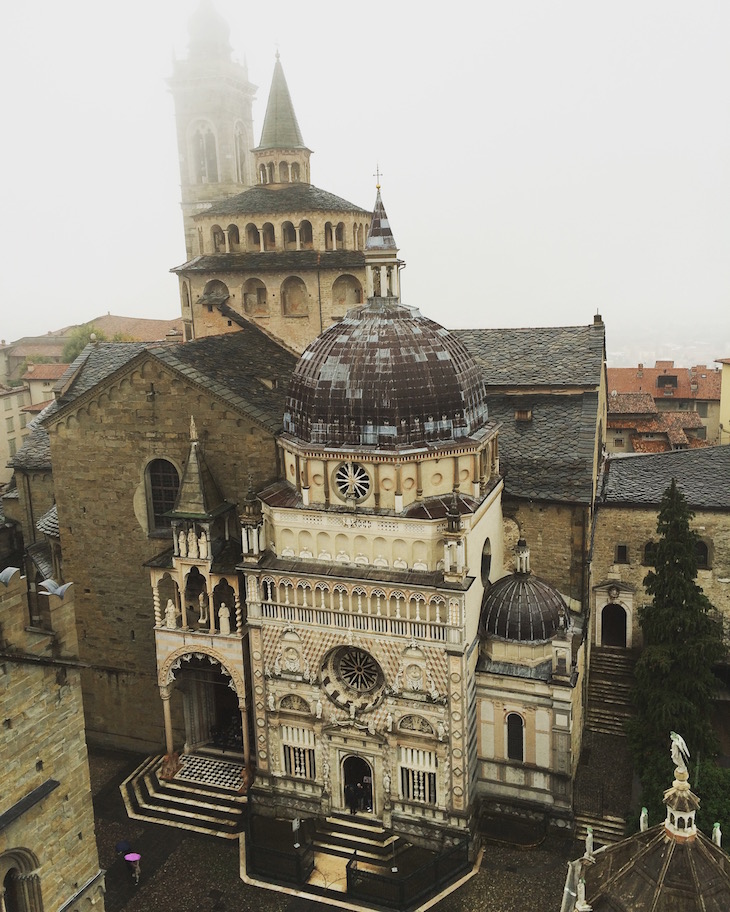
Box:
[643, 541, 657, 566]
[227, 224, 240, 252]
[261, 222, 276, 251]
[291, 162, 301, 182]
[282, 221, 297, 250]
[192, 124, 218, 183]
[506, 713, 524, 762]
[279, 161, 290, 183]
[281, 276, 309, 315]
[211, 224, 226, 253]
[246, 223, 261, 251]
[695, 540, 710, 569]
[481, 538, 492, 586]
[147, 459, 180, 531]
[243, 278, 268, 314]
[299, 220, 313, 250]
[258, 164, 267, 185]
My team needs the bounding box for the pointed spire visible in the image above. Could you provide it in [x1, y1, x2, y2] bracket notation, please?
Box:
[256, 55, 306, 150]
[366, 186, 398, 250]
[168, 418, 231, 520]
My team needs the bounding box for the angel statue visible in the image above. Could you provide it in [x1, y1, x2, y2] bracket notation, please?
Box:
[670, 731, 690, 773]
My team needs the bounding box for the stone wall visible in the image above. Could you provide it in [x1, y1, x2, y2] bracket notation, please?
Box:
[0, 571, 104, 911]
[503, 497, 590, 612]
[592, 504, 730, 647]
[46, 354, 280, 750]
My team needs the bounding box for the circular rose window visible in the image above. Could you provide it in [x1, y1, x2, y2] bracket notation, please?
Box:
[321, 646, 385, 713]
[334, 462, 370, 502]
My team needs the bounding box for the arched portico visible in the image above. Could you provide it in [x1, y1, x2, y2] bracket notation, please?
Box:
[593, 582, 635, 649]
[158, 646, 249, 765]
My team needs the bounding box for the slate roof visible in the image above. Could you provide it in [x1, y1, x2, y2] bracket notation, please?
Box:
[47, 328, 296, 435]
[454, 321, 605, 388]
[27, 540, 53, 580]
[366, 188, 397, 250]
[600, 446, 730, 510]
[8, 403, 57, 472]
[36, 503, 59, 537]
[171, 249, 365, 275]
[199, 183, 369, 219]
[608, 362, 721, 401]
[487, 392, 599, 503]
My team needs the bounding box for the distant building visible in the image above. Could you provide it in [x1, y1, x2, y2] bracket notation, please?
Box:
[19, 363, 71, 407]
[607, 361, 721, 444]
[717, 357, 730, 445]
[0, 385, 31, 485]
[607, 390, 708, 454]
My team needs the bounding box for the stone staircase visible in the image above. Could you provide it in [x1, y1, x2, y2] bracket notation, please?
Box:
[312, 812, 407, 864]
[120, 753, 248, 839]
[574, 647, 638, 845]
[585, 647, 637, 737]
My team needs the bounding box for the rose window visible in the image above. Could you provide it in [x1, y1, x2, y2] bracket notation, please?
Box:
[334, 462, 370, 501]
[320, 646, 385, 713]
[338, 648, 380, 692]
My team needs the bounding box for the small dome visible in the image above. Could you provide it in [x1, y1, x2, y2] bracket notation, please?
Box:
[479, 541, 567, 642]
[283, 299, 489, 448]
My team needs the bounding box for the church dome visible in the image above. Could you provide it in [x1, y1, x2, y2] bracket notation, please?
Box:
[283, 299, 489, 449]
[479, 540, 568, 643]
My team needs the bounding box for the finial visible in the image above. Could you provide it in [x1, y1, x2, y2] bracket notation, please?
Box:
[190, 415, 198, 442]
[373, 163, 382, 189]
[275, 45, 280, 60]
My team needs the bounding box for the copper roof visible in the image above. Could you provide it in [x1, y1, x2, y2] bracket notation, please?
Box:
[255, 56, 307, 151]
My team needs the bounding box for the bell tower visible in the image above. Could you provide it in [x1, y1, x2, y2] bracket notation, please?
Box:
[169, 1, 257, 258]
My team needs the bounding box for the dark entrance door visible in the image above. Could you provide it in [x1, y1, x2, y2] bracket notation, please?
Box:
[342, 755, 373, 814]
[602, 603, 627, 648]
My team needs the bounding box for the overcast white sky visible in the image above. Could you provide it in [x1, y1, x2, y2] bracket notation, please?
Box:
[1, 0, 729, 367]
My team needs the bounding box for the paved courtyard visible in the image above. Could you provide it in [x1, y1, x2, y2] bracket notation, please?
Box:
[91, 749, 575, 912]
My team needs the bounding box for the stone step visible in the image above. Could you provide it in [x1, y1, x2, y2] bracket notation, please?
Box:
[120, 754, 247, 839]
[313, 813, 407, 862]
[590, 652, 637, 676]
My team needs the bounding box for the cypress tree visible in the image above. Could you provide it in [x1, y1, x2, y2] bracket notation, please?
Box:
[628, 478, 723, 768]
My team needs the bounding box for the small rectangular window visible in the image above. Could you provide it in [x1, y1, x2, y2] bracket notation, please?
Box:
[8, 438, 17, 457]
[514, 409, 532, 422]
[5, 416, 14, 433]
[614, 437, 625, 447]
[697, 402, 708, 418]
[615, 544, 629, 564]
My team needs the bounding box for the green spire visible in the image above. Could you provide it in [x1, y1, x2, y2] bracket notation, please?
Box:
[256, 54, 307, 150]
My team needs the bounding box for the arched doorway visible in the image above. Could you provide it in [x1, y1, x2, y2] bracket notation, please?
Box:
[601, 603, 627, 648]
[178, 656, 242, 753]
[342, 755, 373, 814]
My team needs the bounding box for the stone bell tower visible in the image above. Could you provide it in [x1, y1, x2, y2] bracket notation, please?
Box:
[169, 0, 257, 258]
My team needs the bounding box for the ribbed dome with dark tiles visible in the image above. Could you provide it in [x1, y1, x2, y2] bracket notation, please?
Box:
[283, 299, 490, 448]
[479, 540, 568, 643]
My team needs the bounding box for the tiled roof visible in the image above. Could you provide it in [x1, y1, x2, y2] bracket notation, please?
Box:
[27, 540, 53, 580]
[366, 188, 397, 249]
[21, 363, 71, 381]
[55, 343, 148, 402]
[455, 321, 605, 388]
[600, 445, 730, 509]
[630, 437, 669, 454]
[171, 250, 365, 274]
[487, 392, 599, 503]
[82, 315, 183, 341]
[200, 183, 370, 219]
[607, 363, 721, 401]
[7, 342, 66, 359]
[9, 402, 57, 471]
[607, 392, 657, 414]
[36, 503, 59, 537]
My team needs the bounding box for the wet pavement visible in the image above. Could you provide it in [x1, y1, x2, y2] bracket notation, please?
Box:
[91, 748, 576, 912]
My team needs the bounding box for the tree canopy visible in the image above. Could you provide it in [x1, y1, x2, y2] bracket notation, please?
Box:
[628, 478, 724, 776]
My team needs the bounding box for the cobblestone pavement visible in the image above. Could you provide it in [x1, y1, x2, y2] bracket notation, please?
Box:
[91, 749, 575, 912]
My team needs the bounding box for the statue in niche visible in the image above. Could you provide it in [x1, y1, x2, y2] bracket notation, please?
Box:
[267, 692, 275, 712]
[383, 768, 391, 794]
[315, 699, 323, 719]
[165, 599, 177, 629]
[386, 712, 393, 732]
[198, 592, 208, 624]
[218, 603, 231, 635]
[187, 528, 198, 559]
[198, 532, 208, 559]
[178, 530, 187, 557]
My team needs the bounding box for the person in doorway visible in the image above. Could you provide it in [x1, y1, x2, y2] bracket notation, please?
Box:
[363, 774, 372, 812]
[345, 782, 357, 814]
[356, 781, 365, 811]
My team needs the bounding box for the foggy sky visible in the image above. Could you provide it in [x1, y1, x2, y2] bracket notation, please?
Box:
[2, 0, 729, 367]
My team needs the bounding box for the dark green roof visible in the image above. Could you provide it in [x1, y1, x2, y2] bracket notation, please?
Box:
[255, 57, 306, 150]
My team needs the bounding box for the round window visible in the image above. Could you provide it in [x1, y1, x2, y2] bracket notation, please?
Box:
[334, 462, 370, 501]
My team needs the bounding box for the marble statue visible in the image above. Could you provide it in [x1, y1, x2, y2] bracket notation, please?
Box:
[218, 603, 231, 635]
[178, 530, 186, 557]
[640, 807, 648, 832]
[713, 822, 722, 847]
[315, 699, 323, 719]
[198, 532, 208, 559]
[187, 528, 198, 559]
[267, 692, 275, 712]
[386, 712, 393, 732]
[165, 599, 177, 628]
[670, 731, 690, 773]
[585, 826, 594, 857]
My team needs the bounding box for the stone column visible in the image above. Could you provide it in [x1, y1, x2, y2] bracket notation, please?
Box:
[235, 594, 243, 634]
[161, 685, 175, 754]
[295, 225, 301, 250]
[240, 701, 251, 768]
[153, 584, 162, 626]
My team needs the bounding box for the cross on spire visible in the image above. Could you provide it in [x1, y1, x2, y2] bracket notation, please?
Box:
[373, 164, 383, 189]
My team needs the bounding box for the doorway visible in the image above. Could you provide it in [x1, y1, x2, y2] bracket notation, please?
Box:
[601, 603, 627, 648]
[342, 755, 374, 814]
[180, 656, 242, 753]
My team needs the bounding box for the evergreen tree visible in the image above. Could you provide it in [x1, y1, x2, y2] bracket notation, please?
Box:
[628, 478, 724, 770]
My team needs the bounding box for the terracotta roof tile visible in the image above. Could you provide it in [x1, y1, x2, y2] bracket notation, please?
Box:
[607, 363, 720, 401]
[21, 363, 71, 381]
[607, 392, 657, 414]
